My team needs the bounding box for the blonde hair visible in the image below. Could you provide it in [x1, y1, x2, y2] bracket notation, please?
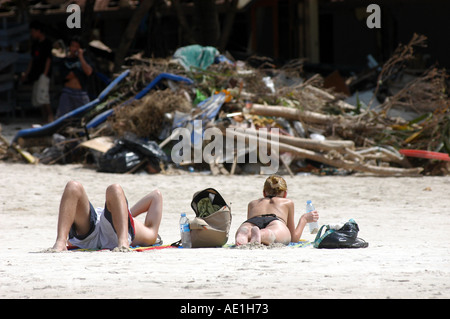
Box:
[263, 175, 287, 196]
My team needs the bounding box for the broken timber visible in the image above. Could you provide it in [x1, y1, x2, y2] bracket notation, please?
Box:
[248, 103, 386, 132]
[223, 129, 422, 176]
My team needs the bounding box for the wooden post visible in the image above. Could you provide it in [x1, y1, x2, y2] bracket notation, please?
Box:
[305, 0, 320, 63]
[113, 0, 156, 73]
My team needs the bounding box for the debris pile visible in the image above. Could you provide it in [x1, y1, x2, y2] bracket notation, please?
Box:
[1, 35, 449, 176]
[110, 89, 192, 139]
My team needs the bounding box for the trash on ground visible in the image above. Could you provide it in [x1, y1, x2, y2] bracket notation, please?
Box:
[2, 35, 449, 176]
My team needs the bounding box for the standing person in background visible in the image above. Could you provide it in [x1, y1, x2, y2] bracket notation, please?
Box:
[56, 35, 93, 118]
[21, 21, 54, 123]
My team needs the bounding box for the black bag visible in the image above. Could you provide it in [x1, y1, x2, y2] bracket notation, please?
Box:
[313, 219, 368, 249]
[97, 141, 142, 173]
[97, 135, 168, 173]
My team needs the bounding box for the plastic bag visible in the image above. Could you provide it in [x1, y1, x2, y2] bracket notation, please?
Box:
[97, 135, 168, 173]
[313, 219, 369, 249]
[173, 44, 219, 70]
[97, 141, 142, 173]
[121, 135, 168, 167]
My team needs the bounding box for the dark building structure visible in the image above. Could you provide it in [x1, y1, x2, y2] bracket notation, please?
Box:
[1, 0, 448, 116]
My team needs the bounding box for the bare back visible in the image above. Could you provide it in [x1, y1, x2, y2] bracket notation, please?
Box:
[247, 196, 293, 224]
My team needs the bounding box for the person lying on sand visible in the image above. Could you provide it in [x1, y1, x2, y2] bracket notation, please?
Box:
[51, 181, 162, 252]
[235, 175, 319, 246]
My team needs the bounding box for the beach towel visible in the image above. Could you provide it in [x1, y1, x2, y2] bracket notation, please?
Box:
[67, 244, 177, 252]
[288, 241, 313, 248]
[67, 241, 312, 251]
[223, 240, 312, 249]
[67, 234, 170, 252]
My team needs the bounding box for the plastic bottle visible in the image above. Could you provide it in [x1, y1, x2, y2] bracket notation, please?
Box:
[306, 200, 319, 234]
[179, 213, 192, 248]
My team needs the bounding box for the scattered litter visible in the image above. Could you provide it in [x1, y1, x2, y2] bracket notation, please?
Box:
[2, 34, 449, 176]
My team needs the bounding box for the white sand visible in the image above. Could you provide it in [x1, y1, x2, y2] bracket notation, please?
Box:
[1, 161, 450, 299]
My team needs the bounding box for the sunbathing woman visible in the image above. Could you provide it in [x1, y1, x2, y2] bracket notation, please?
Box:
[235, 175, 319, 245]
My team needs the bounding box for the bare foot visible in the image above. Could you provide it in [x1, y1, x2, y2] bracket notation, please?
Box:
[250, 226, 261, 244]
[51, 241, 68, 252]
[235, 226, 250, 246]
[261, 229, 276, 245]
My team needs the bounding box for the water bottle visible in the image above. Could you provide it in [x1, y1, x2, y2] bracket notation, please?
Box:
[179, 213, 192, 248]
[306, 200, 319, 234]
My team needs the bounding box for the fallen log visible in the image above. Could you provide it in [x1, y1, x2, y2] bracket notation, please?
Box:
[229, 126, 355, 152]
[356, 146, 411, 167]
[303, 85, 356, 111]
[224, 130, 422, 176]
[249, 103, 335, 125]
[248, 103, 386, 132]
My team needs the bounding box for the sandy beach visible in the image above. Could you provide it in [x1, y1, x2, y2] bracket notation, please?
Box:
[1, 161, 450, 300]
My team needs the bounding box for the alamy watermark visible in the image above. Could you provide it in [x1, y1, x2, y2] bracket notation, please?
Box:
[66, 3, 381, 30]
[170, 120, 280, 174]
[66, 4, 81, 29]
[366, 4, 381, 29]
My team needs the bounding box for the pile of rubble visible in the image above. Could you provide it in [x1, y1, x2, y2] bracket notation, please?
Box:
[1, 34, 449, 176]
